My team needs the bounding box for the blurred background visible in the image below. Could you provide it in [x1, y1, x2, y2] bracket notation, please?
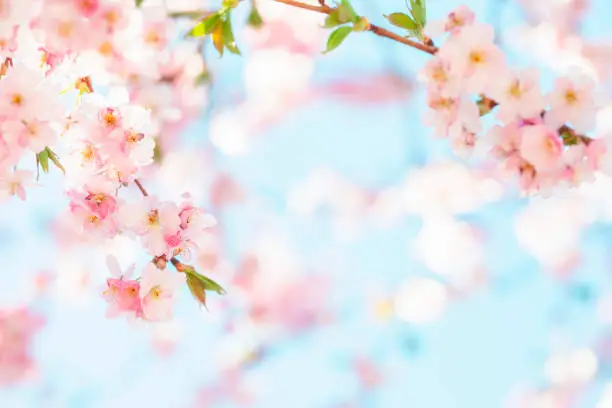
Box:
[3, 0, 612, 407]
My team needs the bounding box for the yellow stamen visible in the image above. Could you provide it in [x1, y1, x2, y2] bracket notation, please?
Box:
[151, 286, 162, 299]
[98, 41, 114, 56]
[57, 22, 73, 38]
[507, 80, 522, 98]
[11, 93, 22, 106]
[147, 210, 159, 225]
[469, 51, 485, 65]
[565, 89, 578, 105]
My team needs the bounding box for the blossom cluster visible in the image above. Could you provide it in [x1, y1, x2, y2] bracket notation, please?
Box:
[0, 0, 216, 322]
[421, 5, 611, 195]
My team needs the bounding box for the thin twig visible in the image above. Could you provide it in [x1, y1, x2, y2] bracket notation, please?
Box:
[134, 179, 149, 197]
[272, 0, 438, 55]
[369, 24, 437, 55]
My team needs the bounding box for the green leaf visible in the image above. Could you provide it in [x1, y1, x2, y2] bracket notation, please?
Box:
[186, 272, 209, 308]
[324, 26, 352, 54]
[247, 5, 264, 28]
[211, 23, 225, 56]
[186, 269, 226, 296]
[222, 15, 240, 55]
[323, 11, 343, 28]
[46, 147, 65, 174]
[152, 139, 163, 163]
[189, 13, 221, 37]
[410, 0, 426, 26]
[337, 0, 358, 23]
[135, 0, 144, 6]
[199, 275, 227, 295]
[385, 12, 417, 30]
[37, 149, 49, 173]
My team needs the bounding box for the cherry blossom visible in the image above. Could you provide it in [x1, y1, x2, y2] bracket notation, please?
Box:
[139, 263, 186, 321]
[490, 68, 545, 123]
[102, 255, 142, 318]
[0, 169, 32, 201]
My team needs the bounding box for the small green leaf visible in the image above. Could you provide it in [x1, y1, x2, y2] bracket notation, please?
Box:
[222, 16, 240, 55]
[152, 139, 163, 163]
[199, 275, 227, 295]
[211, 23, 225, 56]
[337, 0, 358, 23]
[186, 272, 209, 308]
[324, 26, 352, 54]
[135, 0, 144, 6]
[46, 147, 66, 174]
[410, 0, 426, 27]
[323, 11, 343, 28]
[385, 12, 417, 30]
[189, 14, 221, 37]
[247, 5, 264, 28]
[37, 149, 49, 173]
[186, 269, 226, 295]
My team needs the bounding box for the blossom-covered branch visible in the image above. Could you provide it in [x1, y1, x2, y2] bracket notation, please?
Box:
[0, 0, 227, 323]
[194, 0, 607, 196]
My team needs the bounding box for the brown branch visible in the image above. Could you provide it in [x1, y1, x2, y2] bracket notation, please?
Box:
[273, 0, 438, 54]
[368, 24, 437, 55]
[134, 178, 149, 197]
[273, 0, 331, 13]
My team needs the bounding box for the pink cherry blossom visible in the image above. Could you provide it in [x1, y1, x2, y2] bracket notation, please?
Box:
[101, 255, 142, 318]
[519, 125, 564, 172]
[139, 263, 185, 321]
[420, 57, 461, 96]
[118, 197, 182, 256]
[82, 176, 118, 218]
[425, 5, 476, 38]
[490, 68, 545, 123]
[545, 75, 597, 133]
[442, 23, 506, 94]
[0, 169, 32, 200]
[0, 65, 60, 122]
[2, 119, 56, 152]
[33, 1, 90, 55]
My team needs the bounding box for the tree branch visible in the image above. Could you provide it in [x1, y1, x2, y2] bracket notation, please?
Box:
[271, 0, 594, 144]
[272, 0, 438, 54]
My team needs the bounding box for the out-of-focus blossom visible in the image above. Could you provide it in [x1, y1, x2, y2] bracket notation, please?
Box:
[393, 278, 449, 324]
[0, 308, 44, 385]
